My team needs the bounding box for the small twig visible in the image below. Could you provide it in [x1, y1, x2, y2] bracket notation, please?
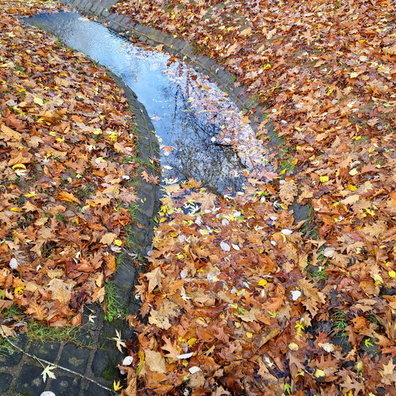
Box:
[0, 326, 117, 394]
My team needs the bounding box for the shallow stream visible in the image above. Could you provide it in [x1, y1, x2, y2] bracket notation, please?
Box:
[25, 11, 268, 194]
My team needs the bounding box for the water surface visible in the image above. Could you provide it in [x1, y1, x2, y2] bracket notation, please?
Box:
[25, 12, 268, 194]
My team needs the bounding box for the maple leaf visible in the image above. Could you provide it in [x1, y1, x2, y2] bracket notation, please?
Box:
[380, 359, 396, 385]
[119, 365, 137, 396]
[112, 330, 126, 353]
[41, 365, 56, 382]
[0, 124, 22, 141]
[299, 278, 326, 316]
[149, 300, 180, 330]
[0, 299, 13, 312]
[144, 267, 164, 293]
[0, 324, 16, 338]
[47, 278, 72, 305]
[99, 232, 118, 245]
[24, 300, 48, 321]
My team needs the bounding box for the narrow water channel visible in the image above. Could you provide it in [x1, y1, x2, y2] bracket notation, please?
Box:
[24, 11, 268, 194]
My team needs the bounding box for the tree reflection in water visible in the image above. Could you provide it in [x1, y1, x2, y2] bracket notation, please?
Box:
[24, 11, 269, 195]
[160, 76, 245, 195]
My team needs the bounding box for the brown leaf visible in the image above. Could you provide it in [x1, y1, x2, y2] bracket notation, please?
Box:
[144, 267, 164, 293]
[0, 124, 22, 141]
[279, 179, 298, 206]
[144, 350, 166, 373]
[99, 232, 118, 245]
[56, 190, 80, 203]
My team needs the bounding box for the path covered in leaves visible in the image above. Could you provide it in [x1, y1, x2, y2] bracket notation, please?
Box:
[0, 0, 140, 328]
[111, 0, 396, 395]
[1, 0, 396, 395]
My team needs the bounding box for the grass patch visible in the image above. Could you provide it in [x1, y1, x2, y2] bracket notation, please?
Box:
[26, 321, 86, 346]
[103, 281, 128, 322]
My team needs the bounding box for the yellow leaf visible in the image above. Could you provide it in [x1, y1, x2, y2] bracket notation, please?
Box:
[314, 369, 325, 378]
[258, 279, 268, 286]
[113, 380, 123, 391]
[11, 163, 26, 169]
[319, 175, 329, 183]
[33, 97, 44, 106]
[388, 271, 396, 278]
[350, 72, 359, 78]
[347, 184, 357, 191]
[14, 286, 25, 295]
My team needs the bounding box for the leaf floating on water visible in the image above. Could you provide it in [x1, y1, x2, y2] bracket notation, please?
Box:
[161, 145, 174, 156]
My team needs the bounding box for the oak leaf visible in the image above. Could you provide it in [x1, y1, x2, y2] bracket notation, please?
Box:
[161, 336, 180, 360]
[279, 179, 298, 206]
[299, 278, 326, 316]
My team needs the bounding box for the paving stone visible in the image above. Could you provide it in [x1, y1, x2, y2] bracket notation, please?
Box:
[58, 343, 90, 375]
[48, 375, 81, 396]
[91, 348, 121, 381]
[113, 258, 137, 291]
[86, 381, 115, 396]
[0, 373, 13, 392]
[0, 349, 23, 367]
[15, 365, 45, 395]
[28, 342, 60, 362]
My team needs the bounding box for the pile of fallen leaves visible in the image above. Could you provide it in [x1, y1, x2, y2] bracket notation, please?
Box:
[113, 0, 396, 395]
[0, 0, 141, 327]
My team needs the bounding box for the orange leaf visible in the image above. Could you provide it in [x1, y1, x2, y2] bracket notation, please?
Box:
[56, 190, 80, 203]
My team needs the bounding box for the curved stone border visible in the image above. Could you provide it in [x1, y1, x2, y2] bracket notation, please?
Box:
[105, 72, 160, 312]
[60, 0, 279, 145]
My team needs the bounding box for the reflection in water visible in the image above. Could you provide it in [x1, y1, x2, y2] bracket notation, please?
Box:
[24, 12, 267, 194]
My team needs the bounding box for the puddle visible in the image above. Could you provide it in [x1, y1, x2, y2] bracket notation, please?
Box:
[24, 11, 268, 194]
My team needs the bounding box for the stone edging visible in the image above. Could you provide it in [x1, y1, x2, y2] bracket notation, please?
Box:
[104, 72, 160, 312]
